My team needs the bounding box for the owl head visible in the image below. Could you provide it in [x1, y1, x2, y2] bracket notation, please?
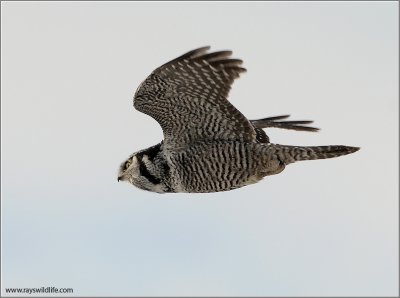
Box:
[118, 143, 170, 193]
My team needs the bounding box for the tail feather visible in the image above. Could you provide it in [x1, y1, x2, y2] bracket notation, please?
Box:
[275, 145, 360, 164]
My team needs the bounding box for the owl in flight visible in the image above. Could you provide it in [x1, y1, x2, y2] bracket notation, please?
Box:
[118, 46, 359, 193]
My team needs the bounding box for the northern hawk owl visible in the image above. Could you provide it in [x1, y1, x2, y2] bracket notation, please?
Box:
[118, 47, 359, 193]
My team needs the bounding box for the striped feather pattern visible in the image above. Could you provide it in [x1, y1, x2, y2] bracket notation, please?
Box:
[134, 47, 256, 149]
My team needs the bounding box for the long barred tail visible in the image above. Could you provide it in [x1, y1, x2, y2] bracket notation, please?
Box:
[274, 145, 360, 164]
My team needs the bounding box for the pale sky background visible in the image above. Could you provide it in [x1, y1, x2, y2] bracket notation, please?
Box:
[1, 1, 398, 297]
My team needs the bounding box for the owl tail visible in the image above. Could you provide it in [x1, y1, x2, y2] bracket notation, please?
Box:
[275, 145, 360, 164]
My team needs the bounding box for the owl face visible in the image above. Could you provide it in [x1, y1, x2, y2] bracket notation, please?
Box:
[118, 145, 170, 193]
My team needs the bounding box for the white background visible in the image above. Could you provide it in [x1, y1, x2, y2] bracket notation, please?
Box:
[1, 1, 398, 296]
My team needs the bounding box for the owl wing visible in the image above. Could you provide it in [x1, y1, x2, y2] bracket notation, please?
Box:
[133, 46, 257, 149]
[250, 115, 319, 143]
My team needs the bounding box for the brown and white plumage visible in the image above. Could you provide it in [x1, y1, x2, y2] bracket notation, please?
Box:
[119, 47, 359, 193]
[134, 46, 255, 148]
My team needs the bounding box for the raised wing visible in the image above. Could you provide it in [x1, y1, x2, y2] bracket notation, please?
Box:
[133, 47, 257, 149]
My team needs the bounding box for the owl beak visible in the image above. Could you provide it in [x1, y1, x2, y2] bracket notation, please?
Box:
[117, 176, 122, 182]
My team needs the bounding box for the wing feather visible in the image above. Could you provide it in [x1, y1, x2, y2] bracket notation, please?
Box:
[134, 47, 256, 149]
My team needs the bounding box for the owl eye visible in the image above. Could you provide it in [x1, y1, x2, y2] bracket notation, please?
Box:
[125, 160, 132, 170]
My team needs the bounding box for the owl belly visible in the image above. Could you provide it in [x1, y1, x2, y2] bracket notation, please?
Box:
[166, 141, 271, 193]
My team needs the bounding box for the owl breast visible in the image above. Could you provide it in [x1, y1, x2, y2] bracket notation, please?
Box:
[164, 141, 270, 193]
